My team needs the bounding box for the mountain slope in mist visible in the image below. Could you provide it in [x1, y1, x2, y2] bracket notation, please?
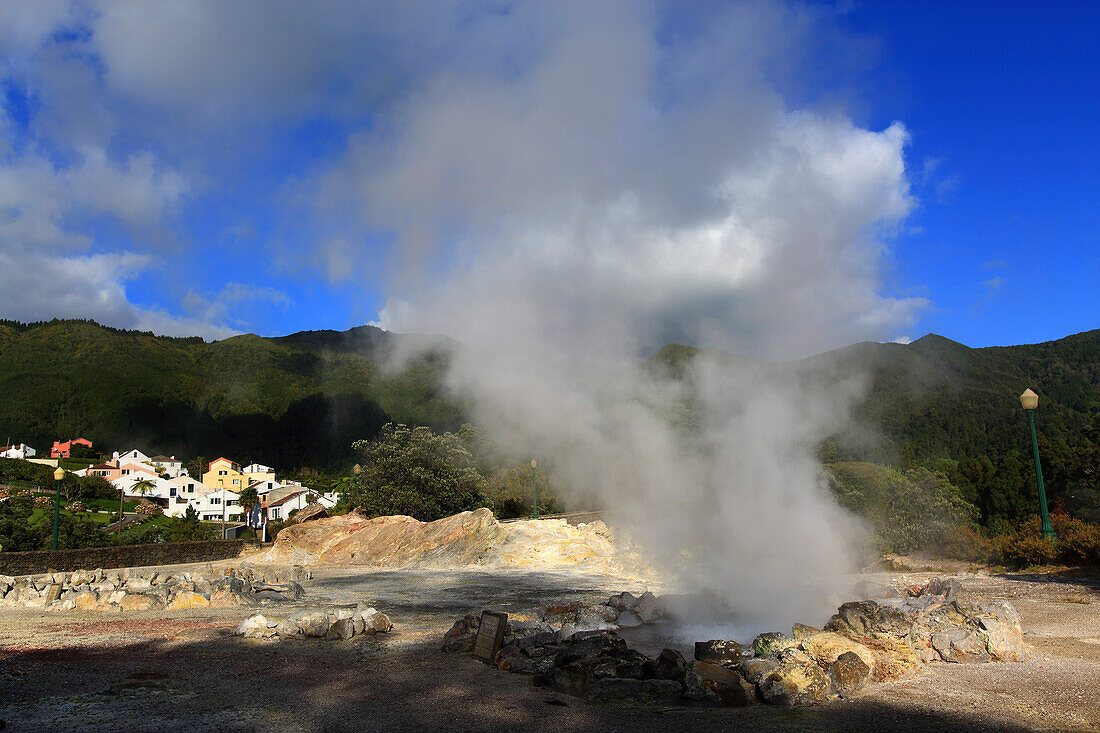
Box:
[645, 331, 1098, 463]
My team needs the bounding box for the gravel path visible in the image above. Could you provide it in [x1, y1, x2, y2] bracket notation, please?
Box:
[1, 566, 1098, 732]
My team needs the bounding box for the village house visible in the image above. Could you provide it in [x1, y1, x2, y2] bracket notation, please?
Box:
[202, 457, 248, 491]
[149, 455, 183, 477]
[51, 437, 93, 458]
[0, 443, 36, 459]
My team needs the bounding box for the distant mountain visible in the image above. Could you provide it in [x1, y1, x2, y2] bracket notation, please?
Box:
[0, 319, 463, 470]
[2, 319, 1097, 526]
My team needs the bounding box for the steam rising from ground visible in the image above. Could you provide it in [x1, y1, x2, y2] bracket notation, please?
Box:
[362, 2, 919, 629]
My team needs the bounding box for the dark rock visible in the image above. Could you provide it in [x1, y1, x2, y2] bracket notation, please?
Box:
[739, 657, 779, 684]
[694, 639, 743, 667]
[586, 678, 682, 706]
[647, 648, 686, 680]
[690, 661, 753, 707]
[442, 614, 480, 652]
[497, 645, 536, 674]
[751, 632, 793, 658]
[632, 592, 663, 623]
[824, 601, 913, 638]
[553, 631, 628, 666]
[792, 623, 821, 640]
[828, 651, 871, 695]
[607, 592, 638, 612]
[516, 630, 561, 651]
[922, 578, 962, 598]
[551, 662, 593, 698]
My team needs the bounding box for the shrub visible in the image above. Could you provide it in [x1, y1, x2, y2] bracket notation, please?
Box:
[994, 514, 1100, 567]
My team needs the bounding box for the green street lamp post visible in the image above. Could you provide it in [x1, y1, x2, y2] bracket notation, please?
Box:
[1020, 388, 1057, 539]
[352, 463, 362, 509]
[52, 466, 65, 550]
[530, 459, 538, 519]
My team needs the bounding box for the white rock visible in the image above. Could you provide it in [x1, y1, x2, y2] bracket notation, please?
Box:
[237, 613, 270, 638]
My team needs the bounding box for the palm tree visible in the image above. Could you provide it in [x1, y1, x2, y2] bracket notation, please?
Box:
[120, 478, 156, 536]
[238, 486, 259, 528]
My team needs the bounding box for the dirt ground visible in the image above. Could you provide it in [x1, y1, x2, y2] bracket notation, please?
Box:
[1, 565, 1098, 732]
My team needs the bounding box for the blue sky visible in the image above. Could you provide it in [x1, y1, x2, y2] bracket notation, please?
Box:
[0, 1, 1095, 355]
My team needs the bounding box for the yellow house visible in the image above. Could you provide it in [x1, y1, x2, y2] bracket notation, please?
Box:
[202, 457, 248, 491]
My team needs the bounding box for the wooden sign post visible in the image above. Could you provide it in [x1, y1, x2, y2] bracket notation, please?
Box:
[472, 610, 508, 664]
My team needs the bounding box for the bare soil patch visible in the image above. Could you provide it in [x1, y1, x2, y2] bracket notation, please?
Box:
[1, 567, 1098, 732]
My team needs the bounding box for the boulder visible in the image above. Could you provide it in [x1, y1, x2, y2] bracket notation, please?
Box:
[828, 651, 871, 695]
[74, 591, 99, 611]
[694, 639, 743, 667]
[752, 632, 794, 658]
[326, 617, 355, 640]
[263, 507, 507, 567]
[739, 657, 779, 684]
[297, 611, 332, 638]
[632, 592, 663, 623]
[586, 678, 682, 706]
[168, 590, 211, 610]
[799, 632, 875, 671]
[792, 623, 821, 639]
[209, 588, 255, 608]
[120, 593, 163, 611]
[647, 648, 686, 680]
[615, 610, 643, 628]
[931, 628, 991, 663]
[759, 662, 832, 707]
[607, 592, 638, 612]
[690, 661, 753, 707]
[363, 610, 393, 633]
[238, 613, 270, 638]
[289, 502, 329, 525]
[824, 601, 913, 638]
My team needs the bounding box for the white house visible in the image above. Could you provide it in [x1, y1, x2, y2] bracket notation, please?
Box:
[162, 475, 212, 517]
[149, 455, 183, 477]
[191, 488, 243, 522]
[0, 443, 36, 459]
[256, 485, 338, 524]
[114, 448, 151, 466]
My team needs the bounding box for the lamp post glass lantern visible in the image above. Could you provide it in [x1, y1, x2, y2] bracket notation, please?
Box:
[352, 463, 362, 509]
[1020, 388, 1056, 539]
[52, 467, 64, 550]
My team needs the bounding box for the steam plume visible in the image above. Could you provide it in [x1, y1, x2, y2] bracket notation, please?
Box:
[350, 2, 920, 630]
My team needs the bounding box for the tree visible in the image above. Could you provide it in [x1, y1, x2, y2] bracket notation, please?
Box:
[119, 477, 155, 536]
[352, 423, 488, 522]
[238, 486, 259, 528]
[184, 456, 207, 480]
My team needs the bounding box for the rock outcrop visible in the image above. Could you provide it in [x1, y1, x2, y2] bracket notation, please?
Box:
[254, 508, 639, 574]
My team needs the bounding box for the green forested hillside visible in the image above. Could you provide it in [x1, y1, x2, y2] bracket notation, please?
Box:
[3, 319, 1098, 529]
[645, 331, 1100, 528]
[0, 319, 463, 470]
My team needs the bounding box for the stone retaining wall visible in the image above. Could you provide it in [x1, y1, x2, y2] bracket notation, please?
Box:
[0, 539, 260, 576]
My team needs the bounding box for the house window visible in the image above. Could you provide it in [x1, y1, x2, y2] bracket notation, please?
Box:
[169, 488, 176, 497]
[218, 470, 227, 475]
[212, 498, 220, 505]
[187, 485, 194, 493]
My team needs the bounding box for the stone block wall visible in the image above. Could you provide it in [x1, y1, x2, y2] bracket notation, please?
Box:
[0, 539, 260, 576]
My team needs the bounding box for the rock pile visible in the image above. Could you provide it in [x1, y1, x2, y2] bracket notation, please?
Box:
[443, 578, 1025, 708]
[0, 565, 308, 613]
[236, 605, 393, 640]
